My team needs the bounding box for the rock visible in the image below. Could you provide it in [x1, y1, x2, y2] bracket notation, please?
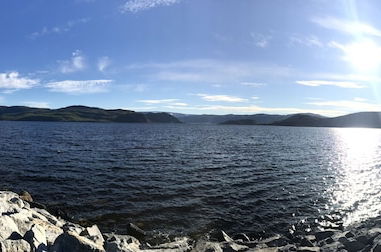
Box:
[81, 225, 104, 246]
[297, 247, 320, 252]
[220, 241, 248, 251]
[264, 236, 288, 247]
[300, 238, 314, 247]
[51, 231, 105, 252]
[315, 231, 334, 241]
[149, 237, 191, 251]
[0, 239, 31, 252]
[342, 240, 366, 252]
[24, 224, 47, 252]
[104, 234, 141, 252]
[19, 191, 33, 202]
[250, 248, 279, 252]
[126, 223, 146, 240]
[344, 232, 355, 238]
[233, 233, 250, 242]
[0, 215, 20, 240]
[63, 223, 85, 235]
[192, 241, 222, 252]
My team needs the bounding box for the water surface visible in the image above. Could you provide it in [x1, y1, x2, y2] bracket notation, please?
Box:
[1, 121, 381, 238]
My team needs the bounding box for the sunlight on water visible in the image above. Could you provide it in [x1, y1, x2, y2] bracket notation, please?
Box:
[329, 128, 381, 226]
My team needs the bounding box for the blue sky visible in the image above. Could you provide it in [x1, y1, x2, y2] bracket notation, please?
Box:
[2, 0, 381, 116]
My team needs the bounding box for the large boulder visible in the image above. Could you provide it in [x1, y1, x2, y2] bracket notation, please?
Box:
[51, 231, 105, 252]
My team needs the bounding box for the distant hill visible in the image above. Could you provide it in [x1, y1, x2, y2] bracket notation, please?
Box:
[272, 112, 381, 128]
[174, 113, 288, 124]
[220, 119, 257, 125]
[0, 105, 181, 123]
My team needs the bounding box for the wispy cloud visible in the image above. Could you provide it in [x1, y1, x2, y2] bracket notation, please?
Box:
[197, 94, 248, 102]
[308, 99, 381, 112]
[29, 18, 90, 39]
[241, 82, 266, 87]
[289, 34, 324, 47]
[164, 104, 342, 117]
[0, 72, 39, 91]
[296, 80, 364, 88]
[58, 50, 86, 73]
[98, 56, 111, 72]
[138, 99, 179, 104]
[121, 0, 180, 13]
[312, 17, 381, 37]
[46, 80, 112, 94]
[23, 101, 50, 108]
[250, 32, 271, 48]
[127, 59, 293, 84]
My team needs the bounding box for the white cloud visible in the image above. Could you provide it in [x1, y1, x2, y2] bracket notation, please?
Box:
[197, 94, 248, 102]
[29, 18, 90, 39]
[46, 80, 112, 94]
[296, 80, 364, 88]
[166, 104, 343, 117]
[58, 50, 86, 73]
[121, 0, 180, 12]
[0, 72, 39, 90]
[98, 56, 111, 72]
[23, 101, 50, 108]
[138, 99, 179, 104]
[252, 96, 259, 100]
[312, 17, 381, 37]
[127, 59, 293, 84]
[241, 82, 266, 87]
[250, 32, 271, 48]
[289, 35, 324, 47]
[308, 99, 381, 112]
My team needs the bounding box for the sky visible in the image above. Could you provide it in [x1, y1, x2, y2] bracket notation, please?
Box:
[2, 0, 381, 116]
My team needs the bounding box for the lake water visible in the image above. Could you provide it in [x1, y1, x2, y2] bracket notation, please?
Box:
[1, 121, 381, 239]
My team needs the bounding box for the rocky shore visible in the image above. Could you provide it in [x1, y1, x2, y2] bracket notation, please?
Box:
[2, 190, 381, 252]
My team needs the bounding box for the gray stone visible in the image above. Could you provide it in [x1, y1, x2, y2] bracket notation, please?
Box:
[315, 231, 334, 241]
[192, 241, 222, 252]
[148, 237, 191, 251]
[233, 233, 250, 242]
[126, 223, 146, 240]
[81, 225, 104, 246]
[0, 215, 20, 240]
[24, 224, 47, 252]
[19, 191, 33, 202]
[342, 240, 366, 252]
[104, 234, 141, 252]
[51, 231, 105, 252]
[220, 241, 249, 251]
[0, 239, 31, 252]
[297, 247, 320, 252]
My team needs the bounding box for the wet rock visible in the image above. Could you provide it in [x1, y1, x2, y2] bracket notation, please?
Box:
[220, 241, 248, 251]
[252, 248, 279, 252]
[192, 241, 222, 252]
[19, 191, 33, 202]
[104, 234, 141, 252]
[315, 231, 334, 241]
[233, 233, 250, 242]
[63, 223, 85, 235]
[51, 231, 105, 252]
[344, 232, 355, 238]
[24, 224, 47, 252]
[127, 223, 146, 240]
[81, 225, 104, 246]
[300, 238, 314, 247]
[148, 237, 192, 251]
[342, 240, 366, 252]
[297, 247, 320, 252]
[265, 236, 288, 247]
[0, 239, 31, 252]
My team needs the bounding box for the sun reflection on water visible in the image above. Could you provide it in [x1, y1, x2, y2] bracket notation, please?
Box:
[328, 128, 381, 226]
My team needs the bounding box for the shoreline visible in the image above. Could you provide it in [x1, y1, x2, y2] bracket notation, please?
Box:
[1, 191, 381, 252]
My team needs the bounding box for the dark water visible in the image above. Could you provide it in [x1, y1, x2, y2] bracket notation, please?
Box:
[1, 121, 381, 239]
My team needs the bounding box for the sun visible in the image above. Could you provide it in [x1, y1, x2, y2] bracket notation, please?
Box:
[342, 39, 381, 71]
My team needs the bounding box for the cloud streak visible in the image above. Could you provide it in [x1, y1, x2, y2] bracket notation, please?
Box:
[46, 80, 112, 94]
[308, 99, 381, 112]
[29, 18, 90, 39]
[197, 94, 248, 102]
[121, 0, 180, 13]
[23, 101, 50, 108]
[98, 56, 111, 72]
[296, 80, 364, 88]
[0, 72, 39, 91]
[312, 17, 381, 37]
[58, 50, 86, 73]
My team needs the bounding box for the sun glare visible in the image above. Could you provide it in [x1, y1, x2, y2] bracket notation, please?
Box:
[328, 128, 381, 226]
[343, 40, 381, 71]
